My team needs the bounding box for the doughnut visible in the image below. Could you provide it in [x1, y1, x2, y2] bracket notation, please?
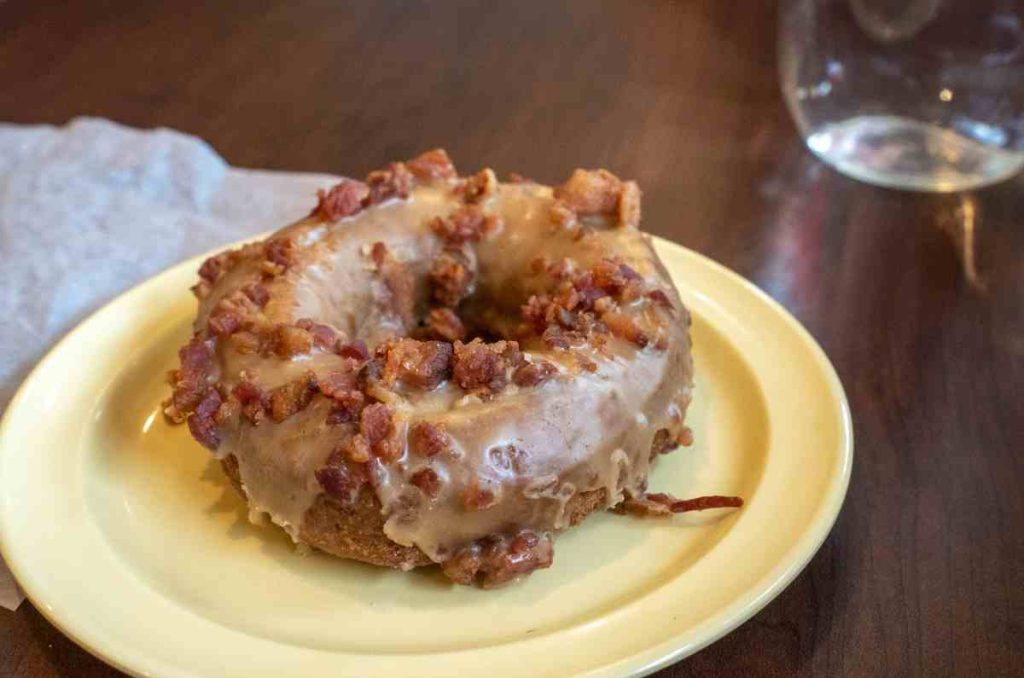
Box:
[165, 150, 740, 587]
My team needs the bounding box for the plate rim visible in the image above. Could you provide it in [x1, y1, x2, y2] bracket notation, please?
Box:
[0, 236, 853, 677]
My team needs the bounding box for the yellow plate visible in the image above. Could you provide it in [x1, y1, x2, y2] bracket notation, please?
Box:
[0, 238, 852, 677]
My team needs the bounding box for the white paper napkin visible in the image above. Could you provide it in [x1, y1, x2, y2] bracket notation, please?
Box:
[0, 117, 341, 610]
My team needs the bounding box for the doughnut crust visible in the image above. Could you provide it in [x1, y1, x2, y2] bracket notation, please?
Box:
[166, 150, 696, 587]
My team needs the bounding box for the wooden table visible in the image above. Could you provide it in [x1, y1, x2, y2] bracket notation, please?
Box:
[1, 1, 1022, 675]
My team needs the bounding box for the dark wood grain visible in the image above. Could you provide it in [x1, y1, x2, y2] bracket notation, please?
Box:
[1, 1, 1022, 676]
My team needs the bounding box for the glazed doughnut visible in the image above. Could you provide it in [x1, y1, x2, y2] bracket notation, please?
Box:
[166, 150, 737, 587]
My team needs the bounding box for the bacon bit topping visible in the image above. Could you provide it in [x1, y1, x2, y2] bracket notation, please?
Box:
[315, 451, 368, 505]
[520, 257, 661, 351]
[617, 180, 642, 228]
[369, 242, 416, 328]
[377, 339, 453, 389]
[553, 168, 623, 215]
[650, 428, 677, 459]
[314, 178, 370, 221]
[214, 397, 240, 425]
[548, 200, 577, 228]
[410, 468, 442, 498]
[317, 366, 359, 399]
[590, 259, 644, 301]
[364, 162, 413, 205]
[601, 310, 650, 347]
[225, 329, 258, 356]
[232, 379, 270, 424]
[452, 339, 522, 394]
[430, 205, 500, 245]
[273, 324, 314, 358]
[540, 325, 586, 349]
[512, 360, 558, 387]
[425, 307, 466, 342]
[441, 531, 553, 587]
[166, 335, 214, 423]
[429, 248, 475, 307]
[207, 306, 240, 337]
[241, 282, 270, 307]
[263, 238, 293, 271]
[198, 254, 228, 283]
[326, 391, 365, 424]
[615, 492, 744, 517]
[347, 403, 401, 462]
[269, 372, 318, 422]
[187, 388, 222, 450]
[337, 340, 369, 361]
[407, 148, 457, 180]
[295, 318, 338, 350]
[345, 435, 372, 463]
[208, 288, 266, 338]
[647, 288, 674, 309]
[409, 421, 451, 457]
[462, 482, 498, 512]
[459, 168, 497, 203]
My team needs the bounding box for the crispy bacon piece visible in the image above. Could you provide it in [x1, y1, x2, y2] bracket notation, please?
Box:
[452, 339, 522, 393]
[272, 324, 314, 357]
[326, 393, 365, 424]
[647, 288, 674, 309]
[364, 162, 413, 205]
[207, 296, 251, 337]
[314, 179, 370, 221]
[617, 180, 642, 228]
[187, 388, 222, 450]
[263, 238, 293, 271]
[441, 531, 553, 587]
[409, 421, 452, 457]
[295, 318, 338, 350]
[315, 450, 369, 505]
[601, 310, 650, 347]
[425, 307, 466, 342]
[462, 482, 498, 512]
[650, 428, 677, 459]
[540, 325, 586, 349]
[615, 492, 744, 517]
[553, 168, 622, 215]
[317, 366, 359, 398]
[241, 282, 270, 308]
[410, 468, 442, 498]
[232, 379, 271, 424]
[269, 372, 318, 422]
[345, 403, 401, 462]
[377, 339, 453, 389]
[166, 335, 214, 423]
[512, 360, 558, 387]
[407, 148, 457, 180]
[429, 248, 475, 307]
[430, 205, 500, 245]
[369, 242, 416, 327]
[198, 252, 230, 283]
[337, 339, 369, 361]
[459, 168, 497, 203]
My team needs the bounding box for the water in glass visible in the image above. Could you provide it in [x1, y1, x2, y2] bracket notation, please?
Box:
[779, 0, 1024, 191]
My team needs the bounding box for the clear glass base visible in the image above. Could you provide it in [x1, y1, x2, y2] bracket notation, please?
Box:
[805, 115, 1024, 192]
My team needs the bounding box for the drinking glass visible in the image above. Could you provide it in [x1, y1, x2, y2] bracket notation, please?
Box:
[779, 0, 1024, 191]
